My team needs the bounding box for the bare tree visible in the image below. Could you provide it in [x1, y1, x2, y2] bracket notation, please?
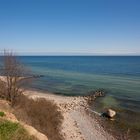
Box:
[0, 51, 31, 105]
[0, 80, 6, 99]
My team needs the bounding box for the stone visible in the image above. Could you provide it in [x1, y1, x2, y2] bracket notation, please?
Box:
[106, 109, 116, 118]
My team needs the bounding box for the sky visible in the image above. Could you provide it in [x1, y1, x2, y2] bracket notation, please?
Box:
[0, 0, 140, 55]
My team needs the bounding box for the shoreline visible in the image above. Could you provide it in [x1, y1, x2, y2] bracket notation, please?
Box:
[24, 89, 116, 140]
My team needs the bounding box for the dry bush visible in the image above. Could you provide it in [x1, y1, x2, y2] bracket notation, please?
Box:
[13, 95, 64, 140]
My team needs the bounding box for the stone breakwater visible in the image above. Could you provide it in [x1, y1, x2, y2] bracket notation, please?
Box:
[58, 90, 105, 113]
[83, 90, 105, 105]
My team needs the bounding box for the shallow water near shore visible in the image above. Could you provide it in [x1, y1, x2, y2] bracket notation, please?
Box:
[92, 96, 140, 139]
[0, 56, 140, 138]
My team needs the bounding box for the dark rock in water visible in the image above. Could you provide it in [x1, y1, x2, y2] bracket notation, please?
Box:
[32, 75, 44, 78]
[101, 112, 110, 118]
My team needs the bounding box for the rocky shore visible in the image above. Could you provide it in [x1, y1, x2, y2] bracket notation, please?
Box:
[24, 89, 116, 140]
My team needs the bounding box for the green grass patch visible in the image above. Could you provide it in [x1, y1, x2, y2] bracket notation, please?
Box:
[0, 112, 5, 117]
[0, 119, 37, 140]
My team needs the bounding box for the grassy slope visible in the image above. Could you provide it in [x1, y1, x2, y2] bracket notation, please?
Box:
[0, 118, 37, 140]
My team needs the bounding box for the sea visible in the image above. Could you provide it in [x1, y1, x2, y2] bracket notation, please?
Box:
[1, 56, 140, 138]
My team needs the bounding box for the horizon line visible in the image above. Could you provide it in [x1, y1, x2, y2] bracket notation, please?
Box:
[0, 54, 140, 57]
[0, 51, 140, 56]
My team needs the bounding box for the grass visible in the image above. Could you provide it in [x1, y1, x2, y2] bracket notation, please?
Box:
[14, 95, 64, 140]
[0, 112, 5, 117]
[0, 119, 37, 140]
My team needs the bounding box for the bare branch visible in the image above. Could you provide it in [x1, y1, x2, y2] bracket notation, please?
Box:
[0, 51, 31, 106]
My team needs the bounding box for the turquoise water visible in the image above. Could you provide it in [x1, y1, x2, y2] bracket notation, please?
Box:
[18, 56, 140, 110]
[1, 56, 140, 136]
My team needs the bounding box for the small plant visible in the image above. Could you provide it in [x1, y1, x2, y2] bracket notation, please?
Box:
[0, 112, 5, 117]
[0, 119, 37, 140]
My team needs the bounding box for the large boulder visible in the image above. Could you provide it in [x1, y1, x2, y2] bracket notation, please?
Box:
[106, 109, 116, 118]
[102, 109, 116, 118]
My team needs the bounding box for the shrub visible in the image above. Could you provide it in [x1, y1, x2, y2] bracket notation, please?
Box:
[0, 112, 5, 117]
[14, 95, 64, 140]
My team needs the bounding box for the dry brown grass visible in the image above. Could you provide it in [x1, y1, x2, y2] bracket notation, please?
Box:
[13, 95, 64, 140]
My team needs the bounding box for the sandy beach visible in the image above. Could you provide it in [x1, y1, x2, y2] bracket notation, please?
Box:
[24, 90, 115, 140]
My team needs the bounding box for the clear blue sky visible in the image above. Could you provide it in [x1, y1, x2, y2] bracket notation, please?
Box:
[0, 0, 140, 55]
